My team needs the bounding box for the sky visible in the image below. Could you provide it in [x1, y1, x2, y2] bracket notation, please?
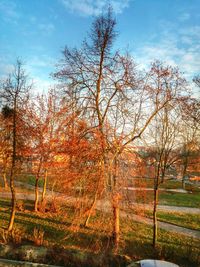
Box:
[0, 0, 200, 94]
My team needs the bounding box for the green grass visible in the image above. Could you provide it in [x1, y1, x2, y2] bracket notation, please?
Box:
[129, 177, 200, 190]
[123, 220, 200, 267]
[129, 177, 183, 189]
[159, 191, 200, 208]
[158, 211, 200, 231]
[126, 188, 200, 208]
[17, 174, 44, 188]
[184, 183, 200, 193]
[159, 179, 200, 192]
[0, 197, 200, 267]
[145, 210, 200, 231]
[160, 180, 183, 189]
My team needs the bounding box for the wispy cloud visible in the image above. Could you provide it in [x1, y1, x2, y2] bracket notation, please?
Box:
[60, 0, 132, 16]
[0, 0, 19, 23]
[26, 55, 54, 75]
[134, 24, 200, 80]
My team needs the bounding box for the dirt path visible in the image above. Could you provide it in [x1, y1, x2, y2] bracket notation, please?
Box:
[0, 191, 200, 239]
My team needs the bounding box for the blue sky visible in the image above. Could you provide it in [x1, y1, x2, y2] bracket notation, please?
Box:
[0, 0, 200, 93]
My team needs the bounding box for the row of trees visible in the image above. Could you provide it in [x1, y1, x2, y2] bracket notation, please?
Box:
[0, 9, 199, 250]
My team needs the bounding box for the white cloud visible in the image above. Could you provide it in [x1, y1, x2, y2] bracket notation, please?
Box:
[25, 55, 54, 76]
[60, 0, 132, 16]
[133, 25, 200, 80]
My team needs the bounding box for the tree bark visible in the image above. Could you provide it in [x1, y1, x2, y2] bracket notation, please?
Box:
[7, 171, 16, 231]
[153, 187, 158, 248]
[112, 193, 120, 252]
[34, 176, 39, 212]
[3, 169, 8, 189]
[34, 159, 42, 212]
[41, 169, 47, 203]
[84, 195, 97, 228]
[83, 157, 104, 228]
[84, 176, 102, 227]
[182, 155, 188, 189]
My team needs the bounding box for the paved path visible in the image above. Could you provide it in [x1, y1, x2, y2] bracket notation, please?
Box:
[95, 199, 200, 239]
[125, 202, 200, 214]
[2, 191, 199, 215]
[124, 187, 189, 193]
[0, 191, 200, 239]
[121, 212, 200, 239]
[158, 205, 200, 214]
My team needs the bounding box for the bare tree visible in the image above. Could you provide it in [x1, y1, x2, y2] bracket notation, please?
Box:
[178, 94, 200, 187]
[54, 9, 133, 247]
[0, 60, 31, 231]
[146, 106, 182, 247]
[142, 67, 190, 247]
[193, 75, 200, 88]
[54, 9, 188, 250]
[28, 90, 60, 212]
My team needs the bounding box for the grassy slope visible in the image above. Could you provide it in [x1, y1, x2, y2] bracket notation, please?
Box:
[144, 210, 200, 231]
[159, 191, 200, 208]
[0, 198, 200, 267]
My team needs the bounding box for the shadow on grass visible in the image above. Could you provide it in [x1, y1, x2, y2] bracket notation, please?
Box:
[124, 234, 200, 267]
[0, 208, 112, 252]
[0, 199, 11, 208]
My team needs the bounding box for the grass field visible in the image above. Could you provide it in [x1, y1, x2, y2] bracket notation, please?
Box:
[0, 197, 200, 267]
[130, 177, 200, 190]
[145, 210, 200, 231]
[159, 191, 200, 208]
[0, 177, 200, 266]
[126, 188, 200, 208]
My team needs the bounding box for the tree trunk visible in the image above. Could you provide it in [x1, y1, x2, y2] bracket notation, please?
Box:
[182, 153, 188, 189]
[84, 191, 98, 227]
[34, 159, 42, 212]
[51, 180, 56, 196]
[112, 193, 120, 252]
[182, 166, 187, 189]
[41, 169, 47, 203]
[7, 173, 16, 231]
[34, 176, 39, 212]
[3, 170, 8, 189]
[153, 187, 158, 248]
[84, 164, 103, 228]
[7, 97, 17, 232]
